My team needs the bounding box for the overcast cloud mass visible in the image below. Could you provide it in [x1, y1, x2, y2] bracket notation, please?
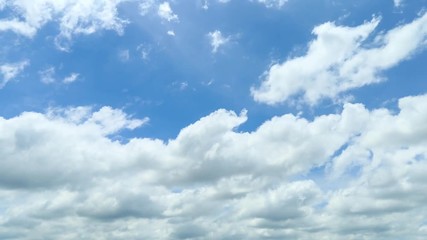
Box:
[1, 0, 427, 239]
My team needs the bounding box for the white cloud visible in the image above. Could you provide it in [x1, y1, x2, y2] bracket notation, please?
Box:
[0, 0, 130, 50]
[63, 72, 79, 84]
[1, 94, 427, 239]
[39, 67, 56, 84]
[218, 0, 290, 8]
[158, 2, 179, 22]
[139, 0, 155, 16]
[252, 13, 427, 105]
[202, 0, 209, 10]
[238, 180, 321, 220]
[40, 68, 80, 84]
[208, 30, 230, 53]
[257, 0, 289, 8]
[0, 100, 364, 188]
[394, 0, 403, 7]
[0, 60, 29, 88]
[167, 30, 175, 36]
[86, 106, 148, 135]
[323, 95, 427, 239]
[0, 105, 149, 190]
[47, 105, 149, 135]
[0, 19, 37, 37]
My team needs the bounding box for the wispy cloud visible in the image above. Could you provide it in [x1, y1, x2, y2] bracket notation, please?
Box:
[139, 0, 155, 16]
[208, 30, 230, 53]
[257, 0, 289, 8]
[0, 60, 29, 88]
[63, 73, 79, 84]
[39, 67, 56, 84]
[137, 44, 151, 61]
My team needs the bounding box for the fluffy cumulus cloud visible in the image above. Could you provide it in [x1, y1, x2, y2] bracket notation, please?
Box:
[158, 2, 179, 22]
[0, 0, 129, 50]
[0, 61, 29, 88]
[252, 13, 427, 105]
[1, 93, 427, 239]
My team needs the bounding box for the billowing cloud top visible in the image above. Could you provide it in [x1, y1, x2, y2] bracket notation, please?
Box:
[1, 94, 427, 239]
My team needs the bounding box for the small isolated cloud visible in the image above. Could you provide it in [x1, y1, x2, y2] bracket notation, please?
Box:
[158, 2, 179, 22]
[39, 67, 56, 84]
[202, 79, 214, 86]
[63, 73, 79, 84]
[208, 30, 230, 53]
[137, 44, 151, 60]
[179, 81, 188, 90]
[202, 0, 209, 10]
[171, 81, 189, 91]
[394, 0, 403, 7]
[119, 49, 130, 62]
[217, 0, 289, 8]
[252, 13, 427, 105]
[167, 30, 175, 36]
[0, 60, 29, 88]
[257, 0, 289, 8]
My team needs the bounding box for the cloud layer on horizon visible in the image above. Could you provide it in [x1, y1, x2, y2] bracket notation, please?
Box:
[1, 93, 427, 239]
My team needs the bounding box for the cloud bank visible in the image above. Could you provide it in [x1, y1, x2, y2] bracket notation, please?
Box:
[1, 94, 427, 239]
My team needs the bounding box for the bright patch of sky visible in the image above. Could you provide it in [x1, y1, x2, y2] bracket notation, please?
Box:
[1, 0, 427, 239]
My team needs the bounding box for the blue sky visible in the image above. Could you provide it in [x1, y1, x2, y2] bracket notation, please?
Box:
[1, 0, 427, 239]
